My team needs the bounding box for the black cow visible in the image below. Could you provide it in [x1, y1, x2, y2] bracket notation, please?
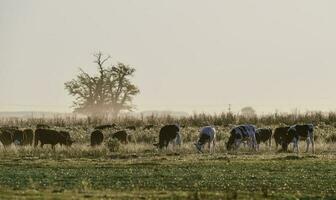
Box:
[143, 125, 155, 130]
[0, 129, 13, 146]
[226, 125, 257, 151]
[273, 126, 290, 150]
[154, 125, 181, 149]
[13, 129, 24, 145]
[282, 124, 315, 153]
[34, 129, 72, 148]
[255, 128, 272, 150]
[94, 124, 117, 130]
[91, 130, 104, 146]
[111, 130, 130, 144]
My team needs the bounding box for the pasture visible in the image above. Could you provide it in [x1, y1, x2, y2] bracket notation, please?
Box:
[1, 115, 336, 199]
[1, 151, 336, 199]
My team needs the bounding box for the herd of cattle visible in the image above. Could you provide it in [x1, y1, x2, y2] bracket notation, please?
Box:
[155, 124, 315, 154]
[0, 123, 315, 153]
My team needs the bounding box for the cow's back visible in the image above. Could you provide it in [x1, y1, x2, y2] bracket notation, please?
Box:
[159, 125, 179, 140]
[294, 124, 314, 137]
[35, 129, 60, 146]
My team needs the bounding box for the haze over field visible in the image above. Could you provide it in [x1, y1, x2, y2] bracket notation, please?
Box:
[1, 0, 336, 114]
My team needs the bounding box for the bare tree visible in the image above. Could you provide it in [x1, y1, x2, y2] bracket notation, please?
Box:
[65, 52, 140, 117]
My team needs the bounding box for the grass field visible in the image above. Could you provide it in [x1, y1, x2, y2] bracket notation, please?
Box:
[1, 115, 336, 199]
[1, 149, 336, 199]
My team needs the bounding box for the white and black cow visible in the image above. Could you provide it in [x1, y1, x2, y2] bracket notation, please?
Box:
[226, 125, 257, 151]
[255, 128, 272, 150]
[282, 124, 315, 153]
[154, 124, 181, 149]
[194, 126, 216, 153]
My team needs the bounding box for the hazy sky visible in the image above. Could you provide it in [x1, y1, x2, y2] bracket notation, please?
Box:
[1, 0, 336, 114]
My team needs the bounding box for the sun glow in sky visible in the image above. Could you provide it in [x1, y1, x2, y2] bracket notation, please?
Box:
[1, 0, 336, 114]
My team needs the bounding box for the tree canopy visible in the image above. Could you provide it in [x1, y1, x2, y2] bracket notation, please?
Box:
[65, 52, 140, 117]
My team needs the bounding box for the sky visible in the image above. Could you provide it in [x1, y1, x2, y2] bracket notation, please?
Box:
[1, 0, 336, 114]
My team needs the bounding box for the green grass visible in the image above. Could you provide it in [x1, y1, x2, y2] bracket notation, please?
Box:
[1, 153, 336, 199]
[2, 117, 336, 199]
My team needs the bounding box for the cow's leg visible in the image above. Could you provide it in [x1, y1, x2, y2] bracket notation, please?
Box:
[268, 138, 272, 150]
[310, 131, 315, 154]
[250, 135, 257, 151]
[294, 138, 299, 154]
[305, 138, 310, 153]
[164, 141, 168, 150]
[235, 139, 241, 150]
[212, 139, 216, 153]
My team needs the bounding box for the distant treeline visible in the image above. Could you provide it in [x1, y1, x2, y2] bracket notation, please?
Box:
[0, 111, 336, 127]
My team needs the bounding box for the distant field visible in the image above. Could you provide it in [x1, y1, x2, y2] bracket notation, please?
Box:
[0, 152, 336, 199]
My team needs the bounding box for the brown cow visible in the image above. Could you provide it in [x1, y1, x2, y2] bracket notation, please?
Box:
[34, 129, 72, 149]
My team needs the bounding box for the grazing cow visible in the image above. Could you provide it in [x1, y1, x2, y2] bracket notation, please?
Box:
[0, 129, 13, 146]
[194, 126, 216, 153]
[255, 128, 272, 150]
[154, 124, 181, 149]
[34, 129, 72, 148]
[273, 126, 290, 150]
[22, 129, 34, 146]
[36, 124, 50, 129]
[126, 126, 136, 131]
[226, 125, 257, 151]
[94, 124, 117, 130]
[12, 129, 24, 145]
[91, 130, 104, 146]
[282, 124, 315, 153]
[143, 125, 155, 130]
[111, 130, 130, 144]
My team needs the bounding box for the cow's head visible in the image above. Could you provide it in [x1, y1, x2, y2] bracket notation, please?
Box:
[226, 130, 236, 151]
[194, 142, 203, 153]
[66, 139, 74, 146]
